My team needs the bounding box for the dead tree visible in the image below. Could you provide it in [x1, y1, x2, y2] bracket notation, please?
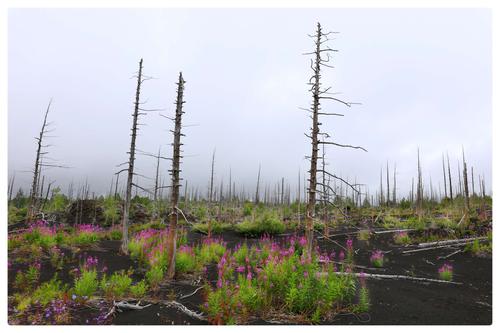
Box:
[165, 72, 186, 279]
[8, 173, 15, 203]
[447, 152, 453, 201]
[392, 163, 397, 205]
[27, 100, 67, 221]
[386, 161, 390, 207]
[209, 149, 215, 203]
[416, 149, 423, 215]
[255, 164, 261, 204]
[442, 154, 448, 199]
[120, 59, 144, 254]
[303, 22, 364, 257]
[471, 166, 475, 196]
[462, 148, 470, 223]
[379, 168, 384, 206]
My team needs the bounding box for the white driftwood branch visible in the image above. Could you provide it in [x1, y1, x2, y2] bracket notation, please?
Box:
[161, 300, 207, 321]
[330, 272, 462, 285]
[418, 236, 488, 248]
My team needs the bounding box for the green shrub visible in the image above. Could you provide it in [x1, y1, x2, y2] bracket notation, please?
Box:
[73, 269, 98, 298]
[176, 247, 198, 273]
[130, 280, 148, 299]
[146, 265, 164, 290]
[192, 222, 232, 234]
[101, 271, 132, 298]
[358, 229, 371, 241]
[235, 212, 285, 236]
[32, 278, 65, 306]
[196, 240, 227, 265]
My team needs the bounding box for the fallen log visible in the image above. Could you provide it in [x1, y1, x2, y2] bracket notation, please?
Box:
[418, 236, 488, 248]
[329, 272, 462, 285]
[373, 228, 416, 235]
[438, 249, 463, 260]
[160, 300, 207, 321]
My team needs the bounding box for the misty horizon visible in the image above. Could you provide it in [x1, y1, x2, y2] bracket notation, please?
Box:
[8, 8, 492, 201]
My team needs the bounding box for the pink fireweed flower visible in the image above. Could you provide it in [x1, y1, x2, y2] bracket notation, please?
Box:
[236, 266, 245, 273]
[303, 271, 309, 278]
[246, 271, 253, 280]
[299, 236, 307, 247]
[346, 239, 353, 250]
[339, 251, 345, 262]
[370, 250, 384, 267]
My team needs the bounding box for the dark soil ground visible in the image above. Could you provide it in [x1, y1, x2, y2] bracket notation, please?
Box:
[8, 227, 492, 325]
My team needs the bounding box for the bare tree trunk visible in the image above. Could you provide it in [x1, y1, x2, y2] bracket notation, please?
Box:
[442, 154, 448, 199]
[121, 58, 144, 254]
[416, 149, 423, 215]
[447, 152, 453, 201]
[165, 72, 186, 280]
[8, 173, 15, 203]
[305, 23, 323, 257]
[392, 163, 397, 205]
[297, 169, 301, 227]
[255, 164, 261, 204]
[27, 100, 52, 222]
[379, 168, 384, 206]
[471, 166, 475, 196]
[209, 149, 215, 203]
[386, 161, 390, 207]
[153, 147, 161, 220]
[462, 148, 470, 225]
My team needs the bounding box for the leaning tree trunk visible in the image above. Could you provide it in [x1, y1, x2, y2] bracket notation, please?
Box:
[121, 58, 143, 254]
[165, 72, 186, 279]
[27, 100, 52, 222]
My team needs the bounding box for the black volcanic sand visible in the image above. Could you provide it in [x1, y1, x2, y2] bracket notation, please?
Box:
[8, 228, 492, 325]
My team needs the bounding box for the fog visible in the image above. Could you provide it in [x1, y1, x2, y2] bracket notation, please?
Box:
[8, 8, 492, 200]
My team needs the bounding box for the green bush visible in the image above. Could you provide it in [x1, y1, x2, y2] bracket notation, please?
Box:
[101, 271, 132, 298]
[73, 269, 98, 298]
[176, 248, 198, 273]
[192, 221, 233, 234]
[235, 212, 285, 236]
[130, 280, 148, 299]
[146, 265, 164, 290]
[32, 278, 65, 306]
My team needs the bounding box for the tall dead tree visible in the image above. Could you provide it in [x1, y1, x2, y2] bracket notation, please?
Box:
[209, 149, 215, 203]
[120, 59, 144, 254]
[462, 148, 470, 222]
[165, 72, 186, 279]
[27, 100, 67, 221]
[447, 152, 453, 201]
[416, 149, 423, 215]
[255, 164, 261, 204]
[379, 168, 384, 206]
[442, 154, 448, 199]
[386, 161, 390, 207]
[303, 23, 364, 257]
[471, 166, 475, 196]
[392, 163, 397, 205]
[8, 173, 15, 203]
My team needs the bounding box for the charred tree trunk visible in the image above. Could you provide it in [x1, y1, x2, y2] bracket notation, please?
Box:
[386, 161, 390, 207]
[165, 72, 186, 279]
[27, 100, 52, 222]
[392, 163, 397, 205]
[447, 153, 453, 201]
[442, 154, 448, 199]
[255, 164, 261, 204]
[121, 58, 143, 254]
[305, 23, 323, 257]
[462, 148, 470, 225]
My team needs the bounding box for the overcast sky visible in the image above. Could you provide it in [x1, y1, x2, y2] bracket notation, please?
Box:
[8, 8, 492, 200]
